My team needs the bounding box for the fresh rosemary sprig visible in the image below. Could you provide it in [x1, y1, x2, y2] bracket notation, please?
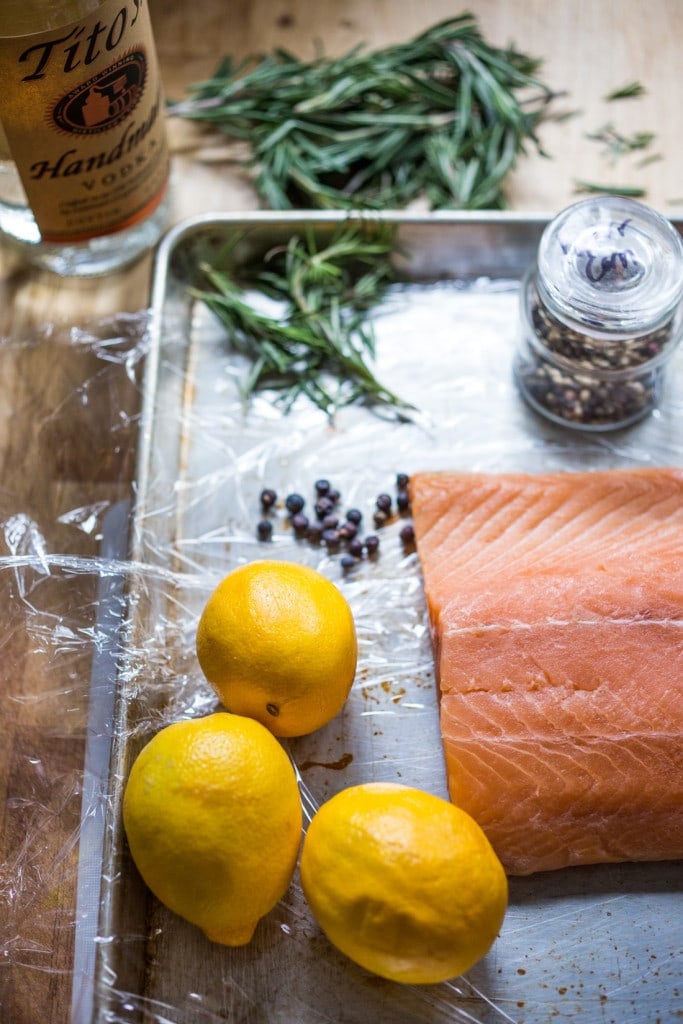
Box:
[170, 15, 555, 211]
[191, 225, 413, 420]
[585, 122, 656, 166]
[573, 180, 647, 199]
[605, 81, 646, 101]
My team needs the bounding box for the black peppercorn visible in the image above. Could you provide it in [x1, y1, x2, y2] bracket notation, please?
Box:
[348, 538, 364, 558]
[364, 535, 380, 556]
[315, 496, 335, 520]
[259, 488, 277, 510]
[376, 493, 392, 514]
[256, 519, 273, 541]
[291, 513, 309, 537]
[338, 520, 358, 541]
[307, 523, 324, 545]
[396, 491, 410, 514]
[285, 492, 305, 515]
[322, 529, 341, 551]
[400, 523, 415, 548]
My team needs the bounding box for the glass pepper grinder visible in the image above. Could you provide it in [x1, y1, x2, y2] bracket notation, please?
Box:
[514, 196, 683, 431]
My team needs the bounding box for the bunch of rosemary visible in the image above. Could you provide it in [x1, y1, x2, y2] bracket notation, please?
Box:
[192, 224, 412, 419]
[170, 15, 555, 211]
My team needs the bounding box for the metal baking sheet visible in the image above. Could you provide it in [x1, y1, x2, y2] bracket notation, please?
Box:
[94, 211, 683, 1024]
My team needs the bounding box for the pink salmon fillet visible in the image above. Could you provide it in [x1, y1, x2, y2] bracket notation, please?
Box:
[410, 468, 683, 874]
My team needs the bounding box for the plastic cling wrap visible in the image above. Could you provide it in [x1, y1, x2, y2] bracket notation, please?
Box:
[0, 314, 146, 1023]
[1, 213, 682, 1024]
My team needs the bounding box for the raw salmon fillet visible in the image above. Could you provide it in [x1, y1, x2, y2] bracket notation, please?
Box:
[410, 468, 683, 874]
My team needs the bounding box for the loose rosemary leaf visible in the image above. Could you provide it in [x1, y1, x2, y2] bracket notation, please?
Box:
[191, 225, 414, 420]
[170, 14, 556, 211]
[573, 180, 647, 199]
[605, 81, 646, 101]
[585, 122, 656, 166]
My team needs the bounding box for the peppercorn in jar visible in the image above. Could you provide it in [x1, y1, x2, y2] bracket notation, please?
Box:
[514, 197, 683, 431]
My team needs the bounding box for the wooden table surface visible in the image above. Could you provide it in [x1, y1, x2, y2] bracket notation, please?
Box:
[0, 2, 680, 1021]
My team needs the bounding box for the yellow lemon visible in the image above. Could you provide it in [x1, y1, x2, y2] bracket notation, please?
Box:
[195, 559, 357, 737]
[300, 782, 508, 984]
[122, 712, 302, 946]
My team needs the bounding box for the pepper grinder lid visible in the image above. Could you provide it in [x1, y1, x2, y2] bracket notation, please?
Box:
[535, 197, 683, 336]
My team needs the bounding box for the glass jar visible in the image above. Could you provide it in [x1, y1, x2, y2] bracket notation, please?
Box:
[514, 196, 683, 431]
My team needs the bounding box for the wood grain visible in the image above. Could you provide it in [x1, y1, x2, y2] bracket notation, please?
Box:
[153, 0, 683, 219]
[0, 2, 681, 1020]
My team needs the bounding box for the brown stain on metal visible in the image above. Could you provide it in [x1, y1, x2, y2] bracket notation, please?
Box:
[379, 680, 407, 703]
[299, 752, 354, 772]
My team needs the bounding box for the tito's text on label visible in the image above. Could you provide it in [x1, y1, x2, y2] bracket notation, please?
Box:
[18, 0, 143, 81]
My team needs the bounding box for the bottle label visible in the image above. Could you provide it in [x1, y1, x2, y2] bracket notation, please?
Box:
[0, 0, 170, 243]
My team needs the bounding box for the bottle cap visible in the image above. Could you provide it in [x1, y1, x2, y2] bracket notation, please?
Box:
[536, 197, 683, 336]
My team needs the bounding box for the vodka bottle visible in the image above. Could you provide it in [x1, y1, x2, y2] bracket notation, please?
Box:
[0, 0, 171, 275]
